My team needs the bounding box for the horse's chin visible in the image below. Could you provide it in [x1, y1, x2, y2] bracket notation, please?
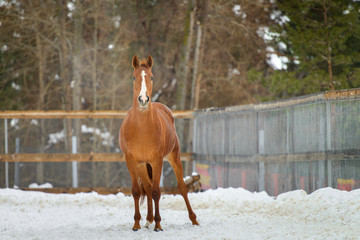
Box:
[138, 104, 149, 111]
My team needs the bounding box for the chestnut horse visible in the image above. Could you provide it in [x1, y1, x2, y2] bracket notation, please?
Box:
[119, 55, 199, 231]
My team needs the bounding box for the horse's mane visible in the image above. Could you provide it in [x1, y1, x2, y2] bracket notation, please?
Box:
[140, 58, 151, 68]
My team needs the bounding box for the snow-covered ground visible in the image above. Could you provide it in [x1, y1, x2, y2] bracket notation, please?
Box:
[0, 187, 359, 240]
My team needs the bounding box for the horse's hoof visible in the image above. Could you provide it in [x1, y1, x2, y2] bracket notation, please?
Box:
[154, 228, 163, 232]
[192, 220, 199, 226]
[132, 226, 141, 231]
[132, 222, 141, 231]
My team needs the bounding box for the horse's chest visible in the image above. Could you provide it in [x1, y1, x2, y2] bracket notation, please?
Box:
[122, 122, 174, 160]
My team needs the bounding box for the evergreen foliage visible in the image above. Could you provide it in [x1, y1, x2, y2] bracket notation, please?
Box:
[253, 0, 360, 100]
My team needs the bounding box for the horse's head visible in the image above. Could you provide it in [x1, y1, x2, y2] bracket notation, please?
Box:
[132, 55, 154, 110]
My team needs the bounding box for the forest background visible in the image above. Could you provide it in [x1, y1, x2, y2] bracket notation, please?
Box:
[0, 0, 359, 186]
[1, 0, 359, 112]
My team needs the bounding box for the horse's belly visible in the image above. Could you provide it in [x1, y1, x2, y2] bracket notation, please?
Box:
[124, 133, 175, 162]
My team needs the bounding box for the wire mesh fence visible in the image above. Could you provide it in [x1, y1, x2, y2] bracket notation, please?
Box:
[0, 113, 193, 190]
[193, 89, 360, 195]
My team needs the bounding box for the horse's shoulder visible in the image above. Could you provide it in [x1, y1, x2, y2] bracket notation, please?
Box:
[153, 102, 174, 123]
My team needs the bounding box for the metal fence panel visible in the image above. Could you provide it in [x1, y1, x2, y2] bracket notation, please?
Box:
[193, 90, 360, 195]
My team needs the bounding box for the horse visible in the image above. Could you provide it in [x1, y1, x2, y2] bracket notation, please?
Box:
[119, 55, 199, 231]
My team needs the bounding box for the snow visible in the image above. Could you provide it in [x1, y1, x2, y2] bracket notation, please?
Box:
[0, 187, 359, 240]
[233, 5, 246, 19]
[270, 10, 290, 26]
[10, 119, 19, 130]
[81, 124, 114, 147]
[47, 129, 65, 146]
[1, 44, 8, 52]
[266, 46, 289, 70]
[45, 125, 114, 150]
[28, 183, 53, 189]
[113, 16, 121, 29]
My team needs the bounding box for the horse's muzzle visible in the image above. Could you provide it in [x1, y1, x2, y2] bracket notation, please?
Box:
[138, 95, 150, 109]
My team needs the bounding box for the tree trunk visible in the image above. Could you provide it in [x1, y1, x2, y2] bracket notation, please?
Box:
[72, 0, 83, 186]
[92, 0, 99, 187]
[176, 0, 195, 111]
[191, 0, 206, 109]
[323, 0, 334, 91]
[175, 0, 195, 157]
[57, 0, 73, 186]
[73, 0, 83, 152]
[36, 32, 45, 184]
[190, 22, 202, 110]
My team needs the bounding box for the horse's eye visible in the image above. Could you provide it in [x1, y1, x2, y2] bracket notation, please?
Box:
[132, 76, 135, 81]
[151, 76, 154, 81]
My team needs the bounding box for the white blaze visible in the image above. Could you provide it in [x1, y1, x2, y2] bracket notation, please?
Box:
[139, 70, 147, 102]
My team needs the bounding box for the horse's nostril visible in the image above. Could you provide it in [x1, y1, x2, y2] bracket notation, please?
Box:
[138, 95, 150, 105]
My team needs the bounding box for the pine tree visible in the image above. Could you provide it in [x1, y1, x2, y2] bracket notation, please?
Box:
[272, 0, 360, 91]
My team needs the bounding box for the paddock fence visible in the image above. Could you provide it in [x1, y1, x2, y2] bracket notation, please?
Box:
[0, 110, 194, 194]
[193, 89, 360, 196]
[1, 89, 360, 196]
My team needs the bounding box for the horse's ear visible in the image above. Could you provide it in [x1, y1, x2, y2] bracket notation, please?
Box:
[132, 55, 140, 68]
[146, 55, 153, 68]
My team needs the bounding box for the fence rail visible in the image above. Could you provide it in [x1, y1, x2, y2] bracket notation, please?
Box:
[0, 110, 194, 119]
[1, 110, 194, 194]
[0, 153, 193, 163]
[19, 187, 180, 195]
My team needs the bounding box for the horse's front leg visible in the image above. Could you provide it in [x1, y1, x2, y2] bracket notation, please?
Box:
[130, 175, 142, 231]
[151, 160, 163, 231]
[130, 176, 141, 230]
[126, 159, 142, 231]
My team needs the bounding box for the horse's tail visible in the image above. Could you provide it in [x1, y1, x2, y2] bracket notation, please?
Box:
[137, 163, 153, 205]
[138, 181, 146, 205]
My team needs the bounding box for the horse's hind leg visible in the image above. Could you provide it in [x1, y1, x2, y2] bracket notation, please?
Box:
[145, 193, 153, 228]
[167, 146, 199, 225]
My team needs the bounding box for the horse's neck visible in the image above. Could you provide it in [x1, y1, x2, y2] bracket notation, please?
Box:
[130, 103, 158, 128]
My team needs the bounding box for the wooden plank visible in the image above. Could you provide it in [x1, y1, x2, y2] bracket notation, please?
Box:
[197, 151, 359, 164]
[19, 187, 180, 195]
[324, 88, 360, 99]
[0, 153, 193, 163]
[0, 153, 124, 163]
[0, 110, 194, 119]
[0, 110, 126, 119]
[172, 110, 194, 119]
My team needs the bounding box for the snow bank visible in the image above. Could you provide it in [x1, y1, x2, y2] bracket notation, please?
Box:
[0, 187, 359, 240]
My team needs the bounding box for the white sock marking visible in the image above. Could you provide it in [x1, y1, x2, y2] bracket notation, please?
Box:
[145, 220, 151, 228]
